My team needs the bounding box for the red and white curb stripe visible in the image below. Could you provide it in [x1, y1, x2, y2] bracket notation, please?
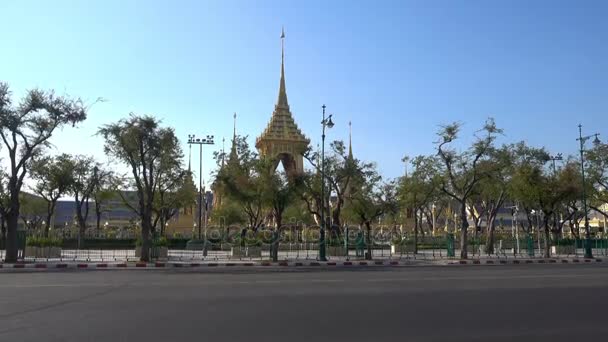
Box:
[0, 258, 603, 270]
[0, 260, 407, 270]
[447, 258, 604, 265]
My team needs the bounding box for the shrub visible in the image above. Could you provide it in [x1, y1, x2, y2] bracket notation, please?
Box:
[233, 235, 262, 247]
[136, 236, 169, 247]
[26, 236, 62, 248]
[154, 237, 169, 247]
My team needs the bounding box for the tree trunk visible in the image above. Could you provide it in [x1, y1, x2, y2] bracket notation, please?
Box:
[78, 221, 86, 249]
[44, 216, 51, 237]
[160, 212, 166, 237]
[365, 221, 372, 260]
[332, 204, 341, 229]
[460, 204, 469, 259]
[486, 215, 496, 255]
[419, 214, 426, 238]
[551, 229, 560, 245]
[413, 208, 419, 254]
[4, 191, 21, 263]
[96, 212, 101, 231]
[473, 217, 480, 240]
[74, 196, 90, 248]
[5, 212, 19, 263]
[140, 210, 152, 262]
[44, 201, 55, 238]
[275, 212, 282, 232]
[0, 215, 6, 249]
[95, 201, 102, 231]
[543, 216, 551, 258]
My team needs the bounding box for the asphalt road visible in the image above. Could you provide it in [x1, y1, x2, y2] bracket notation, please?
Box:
[1, 265, 607, 342]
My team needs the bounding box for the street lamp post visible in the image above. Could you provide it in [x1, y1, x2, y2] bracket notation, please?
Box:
[578, 126, 601, 254]
[506, 205, 519, 254]
[577, 124, 600, 259]
[187, 134, 215, 240]
[319, 104, 334, 262]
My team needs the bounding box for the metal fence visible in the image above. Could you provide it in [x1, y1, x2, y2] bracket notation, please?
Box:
[2, 236, 607, 262]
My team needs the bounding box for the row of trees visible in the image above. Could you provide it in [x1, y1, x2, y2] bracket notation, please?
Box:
[401, 119, 608, 258]
[212, 119, 607, 260]
[0, 83, 196, 262]
[1, 82, 606, 261]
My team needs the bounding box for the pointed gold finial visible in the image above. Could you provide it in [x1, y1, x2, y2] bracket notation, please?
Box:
[233, 112, 237, 140]
[277, 27, 289, 109]
[221, 137, 226, 167]
[348, 121, 353, 160]
[229, 112, 238, 163]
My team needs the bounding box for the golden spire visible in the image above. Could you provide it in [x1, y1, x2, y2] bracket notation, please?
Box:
[221, 137, 225, 167]
[229, 112, 238, 163]
[348, 121, 353, 160]
[233, 112, 237, 142]
[277, 26, 289, 109]
[188, 144, 192, 172]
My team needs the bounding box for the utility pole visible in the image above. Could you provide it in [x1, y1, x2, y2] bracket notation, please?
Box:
[319, 104, 334, 261]
[187, 134, 214, 241]
[577, 124, 600, 259]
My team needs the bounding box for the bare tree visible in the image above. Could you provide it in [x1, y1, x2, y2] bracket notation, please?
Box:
[99, 114, 183, 261]
[0, 83, 89, 262]
[436, 119, 502, 259]
[30, 154, 75, 236]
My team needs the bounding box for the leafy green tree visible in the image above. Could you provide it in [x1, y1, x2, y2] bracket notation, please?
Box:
[262, 165, 299, 230]
[69, 158, 114, 246]
[91, 167, 115, 231]
[436, 119, 502, 259]
[69, 155, 99, 247]
[19, 193, 47, 232]
[586, 141, 608, 219]
[397, 155, 439, 253]
[471, 145, 514, 254]
[507, 142, 552, 235]
[153, 170, 196, 236]
[209, 201, 246, 227]
[302, 141, 371, 229]
[348, 165, 399, 260]
[553, 161, 584, 240]
[282, 202, 314, 225]
[216, 137, 271, 230]
[509, 146, 581, 257]
[99, 114, 183, 261]
[0, 83, 89, 262]
[30, 154, 75, 236]
[297, 167, 324, 226]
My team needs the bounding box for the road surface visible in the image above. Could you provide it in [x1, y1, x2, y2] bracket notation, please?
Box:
[1, 265, 607, 341]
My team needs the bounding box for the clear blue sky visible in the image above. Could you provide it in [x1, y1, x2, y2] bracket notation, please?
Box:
[1, 0, 607, 182]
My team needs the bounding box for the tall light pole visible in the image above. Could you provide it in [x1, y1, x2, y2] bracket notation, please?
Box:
[319, 104, 334, 261]
[549, 153, 563, 174]
[187, 134, 214, 240]
[577, 124, 600, 259]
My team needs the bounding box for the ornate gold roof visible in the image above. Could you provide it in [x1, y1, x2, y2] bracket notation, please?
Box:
[256, 28, 310, 149]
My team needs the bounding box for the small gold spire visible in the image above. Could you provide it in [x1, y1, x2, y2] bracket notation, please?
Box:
[277, 27, 289, 109]
[229, 113, 238, 163]
[233, 112, 237, 141]
[221, 137, 225, 167]
[348, 121, 353, 160]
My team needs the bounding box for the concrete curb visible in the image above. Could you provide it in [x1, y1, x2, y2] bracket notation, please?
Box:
[0, 258, 604, 271]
